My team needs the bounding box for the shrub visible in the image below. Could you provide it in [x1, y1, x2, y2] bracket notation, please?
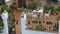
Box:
[36, 25, 45, 31]
[0, 16, 4, 33]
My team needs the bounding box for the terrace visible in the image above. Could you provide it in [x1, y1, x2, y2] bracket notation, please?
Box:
[0, 0, 60, 34]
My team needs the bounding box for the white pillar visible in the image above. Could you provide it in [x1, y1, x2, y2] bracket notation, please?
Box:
[24, 14, 26, 20]
[3, 19, 8, 34]
[1, 10, 8, 34]
[59, 20, 60, 34]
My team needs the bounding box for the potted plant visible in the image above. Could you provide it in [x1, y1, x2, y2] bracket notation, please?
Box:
[44, 4, 50, 12]
[26, 1, 40, 11]
[1, 4, 8, 12]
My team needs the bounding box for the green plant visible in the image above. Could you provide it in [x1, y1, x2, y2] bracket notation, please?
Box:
[20, 5, 25, 9]
[0, 16, 4, 33]
[57, 13, 60, 20]
[2, 0, 15, 13]
[54, 6, 60, 20]
[44, 4, 55, 12]
[50, 6, 54, 11]
[9, 1, 16, 9]
[1, 4, 14, 14]
[9, 16, 15, 32]
[9, 25, 14, 32]
[44, 4, 50, 11]
[0, 16, 3, 28]
[9, 21, 15, 32]
[55, 6, 60, 13]
[0, 20, 3, 27]
[1, 4, 8, 12]
[8, 1, 16, 14]
[26, 1, 40, 10]
[36, 25, 45, 31]
[53, 26, 58, 32]
[8, 8, 14, 14]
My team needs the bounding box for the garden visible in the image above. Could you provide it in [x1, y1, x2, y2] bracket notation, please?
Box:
[25, 0, 60, 32]
[0, 0, 60, 33]
[0, 1, 16, 34]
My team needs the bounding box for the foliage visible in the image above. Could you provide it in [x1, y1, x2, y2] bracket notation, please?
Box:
[8, 14, 15, 32]
[54, 6, 60, 20]
[0, 16, 4, 33]
[36, 25, 45, 31]
[44, 4, 50, 11]
[26, 2, 37, 10]
[0, 16, 3, 28]
[1, 4, 8, 12]
[1, 3, 15, 32]
[44, 4, 54, 12]
[8, 7, 14, 14]
[9, 20, 15, 32]
[53, 26, 58, 32]
[9, 1, 16, 9]
[9, 25, 15, 32]
[26, 0, 41, 10]
[55, 6, 60, 13]
[1, 4, 14, 14]
[57, 13, 60, 20]
[50, 6, 54, 11]
[1, 0, 15, 13]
